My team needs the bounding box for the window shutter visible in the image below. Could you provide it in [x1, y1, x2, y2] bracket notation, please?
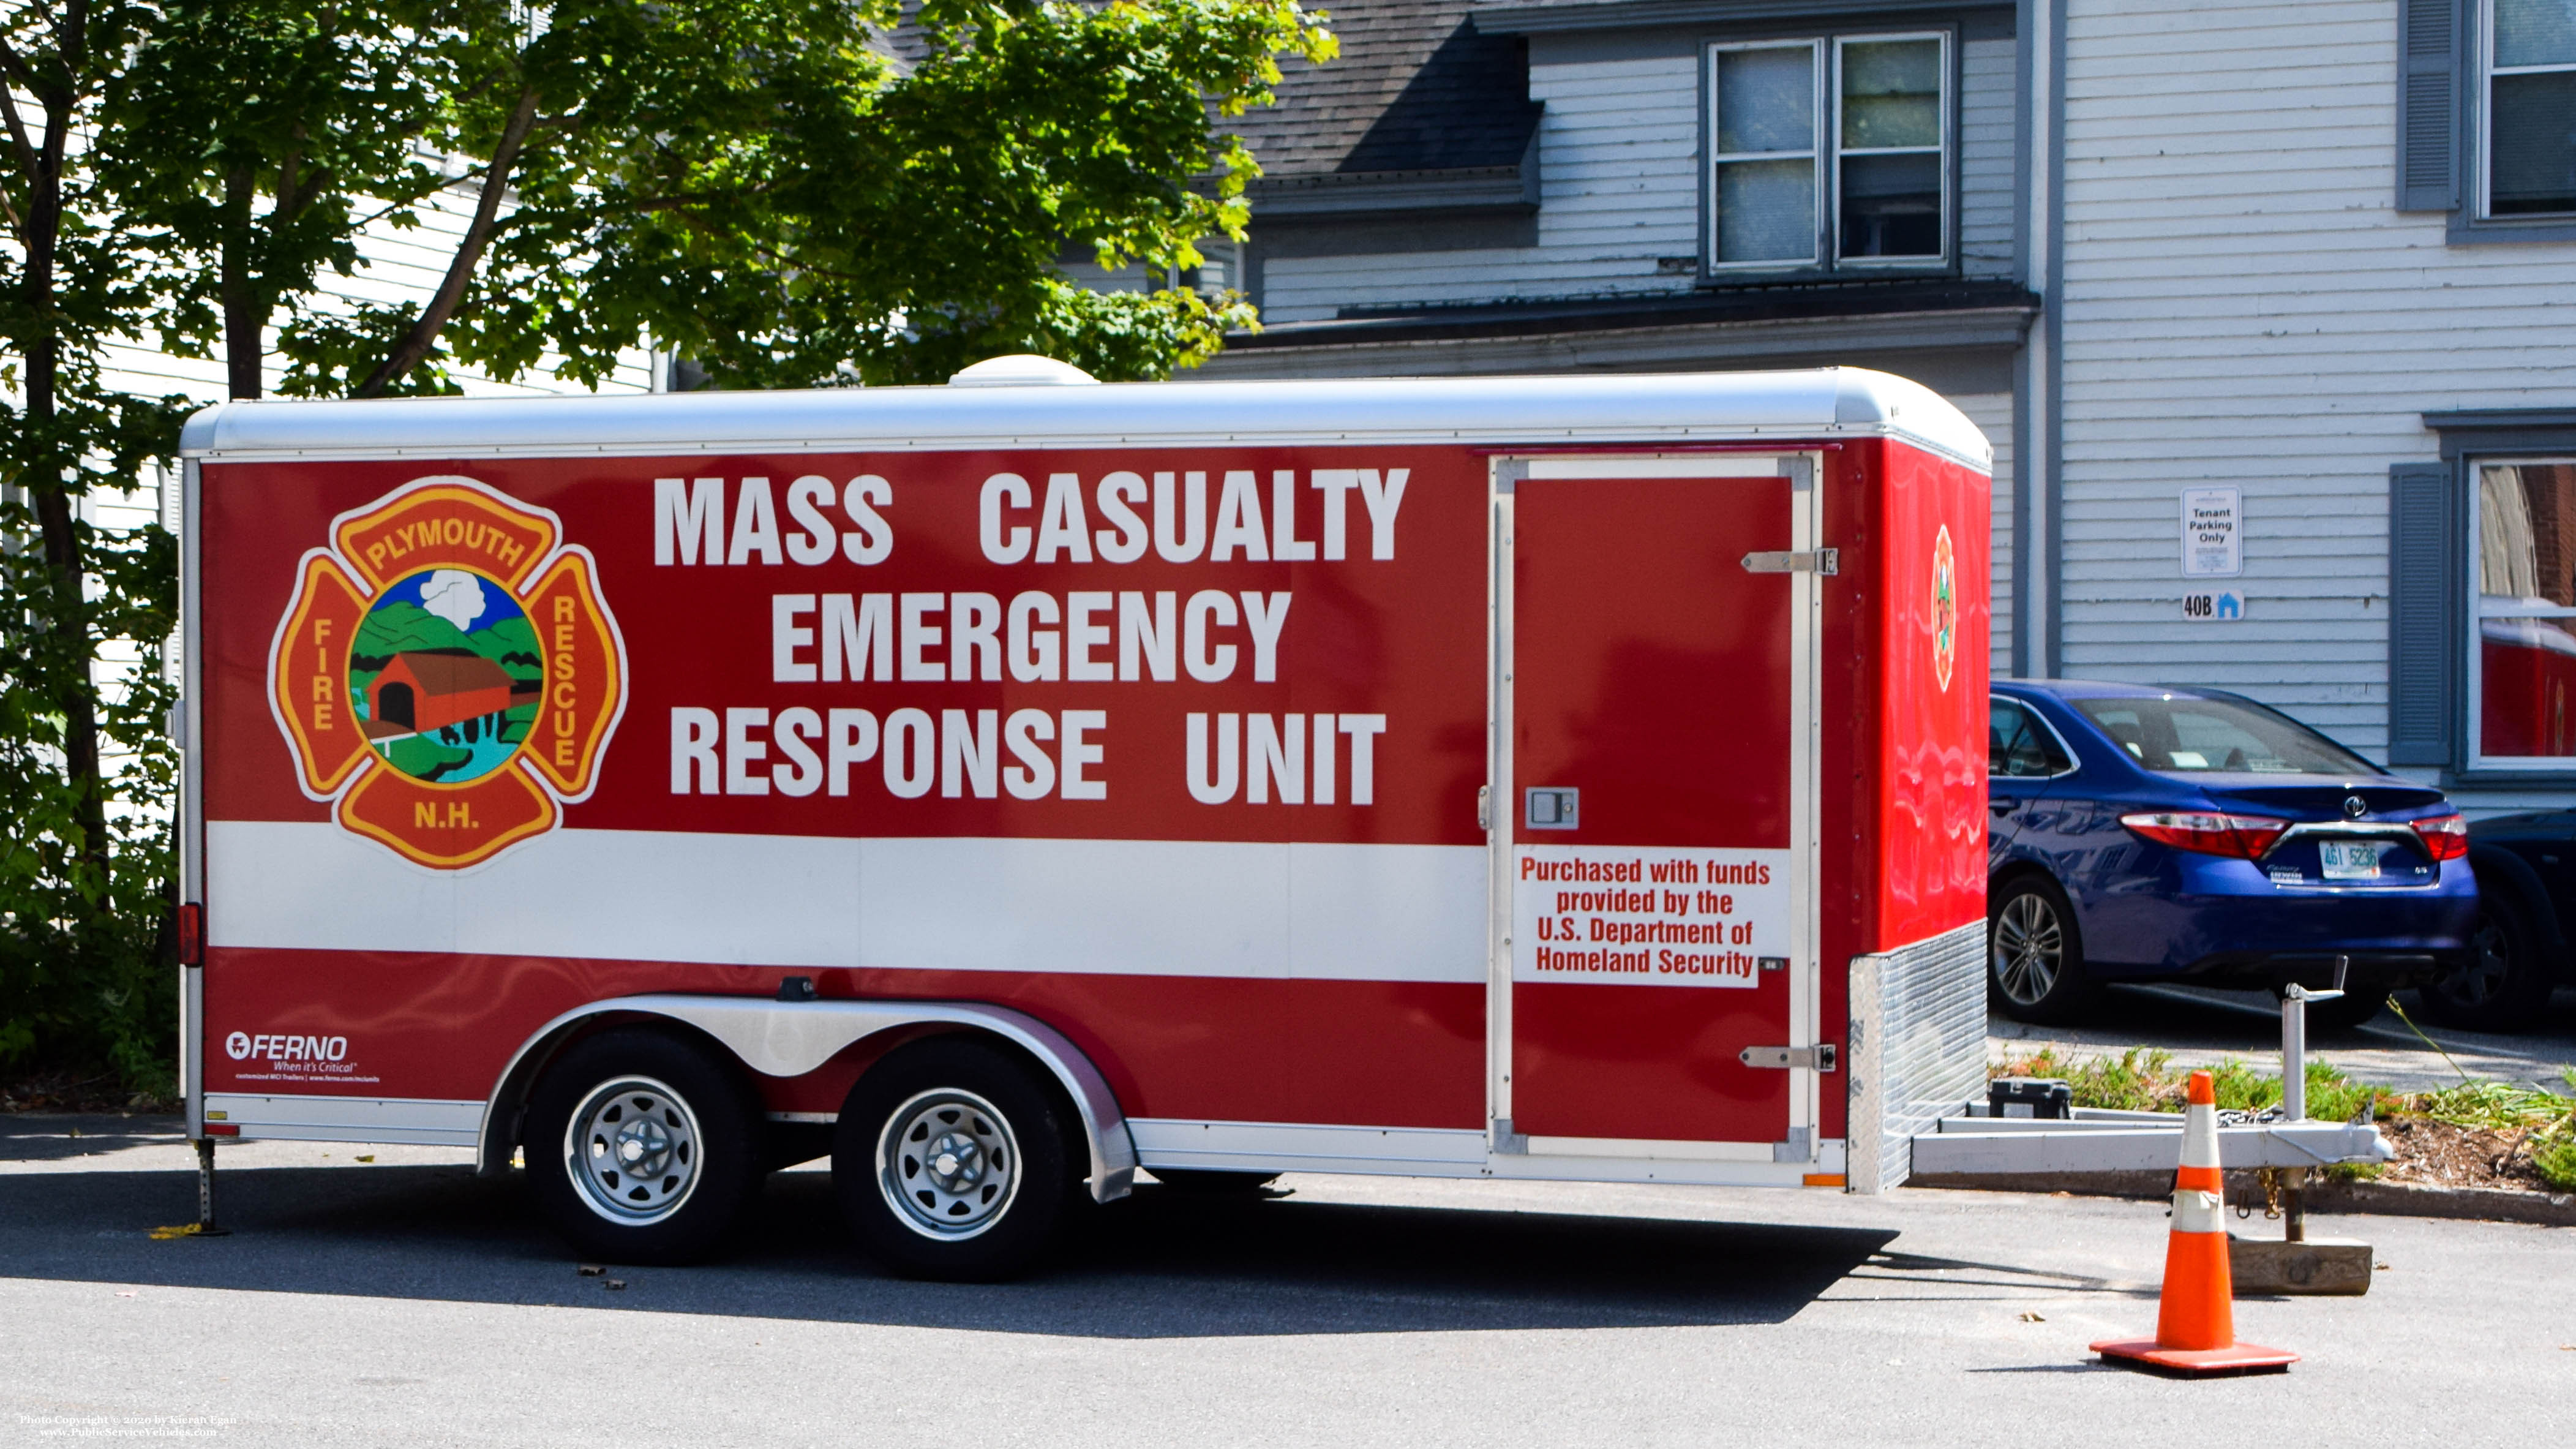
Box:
[2397, 0, 2460, 212]
[2387, 462, 2458, 766]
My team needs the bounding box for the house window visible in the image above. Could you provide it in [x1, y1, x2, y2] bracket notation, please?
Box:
[2484, 0, 2576, 217]
[2471, 460, 2576, 762]
[1705, 32, 1950, 273]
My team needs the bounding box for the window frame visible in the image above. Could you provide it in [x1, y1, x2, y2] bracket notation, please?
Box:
[2474, 0, 2576, 225]
[2465, 454, 2576, 771]
[1830, 31, 1954, 272]
[1700, 27, 1956, 280]
[1703, 38, 1827, 273]
[1988, 694, 2079, 780]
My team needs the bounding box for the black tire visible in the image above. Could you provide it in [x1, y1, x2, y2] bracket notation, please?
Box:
[523, 1028, 767, 1265]
[2280, 984, 2389, 1033]
[1987, 875, 2097, 1023]
[2418, 878, 2557, 1033]
[1149, 1169, 1280, 1195]
[833, 1036, 1079, 1282]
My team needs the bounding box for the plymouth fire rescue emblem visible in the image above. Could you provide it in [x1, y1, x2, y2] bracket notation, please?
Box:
[268, 477, 627, 869]
[1932, 524, 1958, 693]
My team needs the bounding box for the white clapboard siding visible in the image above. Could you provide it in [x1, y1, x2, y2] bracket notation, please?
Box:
[75, 176, 654, 421]
[1258, 37, 2022, 321]
[1256, 53, 1702, 323]
[2055, 0, 2576, 772]
[1948, 391, 2015, 676]
[1958, 36, 2018, 279]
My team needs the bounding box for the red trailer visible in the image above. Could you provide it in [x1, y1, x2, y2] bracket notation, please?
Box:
[179, 363, 1994, 1276]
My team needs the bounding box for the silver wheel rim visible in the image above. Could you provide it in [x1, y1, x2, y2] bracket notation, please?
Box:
[1992, 891, 2064, 1007]
[563, 1075, 703, 1227]
[876, 1087, 1021, 1242]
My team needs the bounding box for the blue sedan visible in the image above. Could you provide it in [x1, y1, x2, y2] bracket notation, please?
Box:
[1987, 681, 2477, 1029]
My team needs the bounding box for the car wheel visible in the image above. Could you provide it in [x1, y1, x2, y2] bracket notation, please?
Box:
[524, 1029, 767, 1265]
[1988, 876, 2097, 1023]
[2280, 985, 2389, 1033]
[833, 1036, 1078, 1282]
[2417, 879, 2555, 1033]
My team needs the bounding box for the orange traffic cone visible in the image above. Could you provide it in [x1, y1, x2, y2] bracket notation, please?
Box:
[2091, 1070, 2298, 1376]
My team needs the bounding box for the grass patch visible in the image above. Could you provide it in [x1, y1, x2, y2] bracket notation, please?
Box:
[1993, 1050, 2576, 1191]
[1991, 1052, 2576, 1186]
[2537, 1137, 2576, 1194]
[1990, 1045, 2411, 1121]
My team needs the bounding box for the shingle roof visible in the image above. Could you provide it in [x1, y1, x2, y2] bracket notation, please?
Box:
[1231, 0, 1542, 179]
[1223, 277, 2043, 347]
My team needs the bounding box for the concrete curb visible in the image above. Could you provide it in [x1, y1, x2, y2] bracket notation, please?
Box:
[1909, 1172, 2576, 1228]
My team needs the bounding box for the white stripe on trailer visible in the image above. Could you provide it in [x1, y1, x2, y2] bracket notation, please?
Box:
[1131, 1119, 1489, 1176]
[205, 1093, 481, 1146]
[1128, 1118, 1849, 1183]
[1523, 1134, 1777, 1162]
[206, 822, 1487, 983]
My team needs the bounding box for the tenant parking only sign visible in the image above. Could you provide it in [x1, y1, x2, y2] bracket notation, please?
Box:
[2180, 487, 2241, 577]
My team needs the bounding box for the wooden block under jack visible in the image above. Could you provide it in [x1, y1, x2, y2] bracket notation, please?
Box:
[2229, 1233, 2373, 1296]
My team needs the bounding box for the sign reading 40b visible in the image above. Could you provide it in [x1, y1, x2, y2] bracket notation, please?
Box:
[269, 477, 628, 869]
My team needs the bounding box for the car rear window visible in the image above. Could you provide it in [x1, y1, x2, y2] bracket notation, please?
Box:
[2067, 695, 2375, 776]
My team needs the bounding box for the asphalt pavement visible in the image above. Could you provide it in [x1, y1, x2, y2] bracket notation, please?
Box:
[3, 1118, 2568, 1447]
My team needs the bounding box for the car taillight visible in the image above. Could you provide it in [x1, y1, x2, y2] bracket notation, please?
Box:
[2409, 813, 2469, 860]
[2118, 811, 2292, 860]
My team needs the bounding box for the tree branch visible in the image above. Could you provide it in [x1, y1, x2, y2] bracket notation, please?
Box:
[0, 39, 48, 186]
[59, 0, 87, 84]
[354, 87, 543, 398]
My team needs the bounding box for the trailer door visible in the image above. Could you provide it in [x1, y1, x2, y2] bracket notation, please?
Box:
[1494, 454, 1820, 1159]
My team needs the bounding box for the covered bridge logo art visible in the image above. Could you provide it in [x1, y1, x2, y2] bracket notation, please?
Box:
[269, 477, 627, 868]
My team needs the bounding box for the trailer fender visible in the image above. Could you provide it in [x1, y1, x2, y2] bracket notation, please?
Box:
[479, 995, 1138, 1203]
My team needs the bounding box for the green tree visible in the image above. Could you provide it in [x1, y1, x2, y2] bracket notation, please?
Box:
[0, 2, 188, 1089]
[1, 0, 1330, 1090]
[119, 0, 1332, 397]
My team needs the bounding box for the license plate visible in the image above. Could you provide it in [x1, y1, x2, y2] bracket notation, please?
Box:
[2318, 841, 2382, 881]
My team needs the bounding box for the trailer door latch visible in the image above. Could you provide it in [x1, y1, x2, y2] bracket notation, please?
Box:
[1740, 548, 1838, 575]
[1740, 1044, 1837, 1072]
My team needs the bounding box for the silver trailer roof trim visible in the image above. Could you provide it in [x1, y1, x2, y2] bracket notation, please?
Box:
[177, 367, 1993, 473]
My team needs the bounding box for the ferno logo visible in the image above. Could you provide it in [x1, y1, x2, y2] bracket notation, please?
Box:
[225, 1031, 348, 1063]
[1931, 524, 1957, 693]
[268, 477, 628, 868]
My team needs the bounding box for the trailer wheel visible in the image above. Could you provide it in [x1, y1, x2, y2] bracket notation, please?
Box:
[833, 1037, 1076, 1282]
[524, 1029, 765, 1265]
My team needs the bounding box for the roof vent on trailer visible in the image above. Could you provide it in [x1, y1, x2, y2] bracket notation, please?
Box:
[947, 355, 1100, 388]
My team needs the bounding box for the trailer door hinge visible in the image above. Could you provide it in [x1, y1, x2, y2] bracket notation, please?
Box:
[1477, 785, 1491, 832]
[1740, 1044, 1836, 1072]
[1741, 548, 1837, 576]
